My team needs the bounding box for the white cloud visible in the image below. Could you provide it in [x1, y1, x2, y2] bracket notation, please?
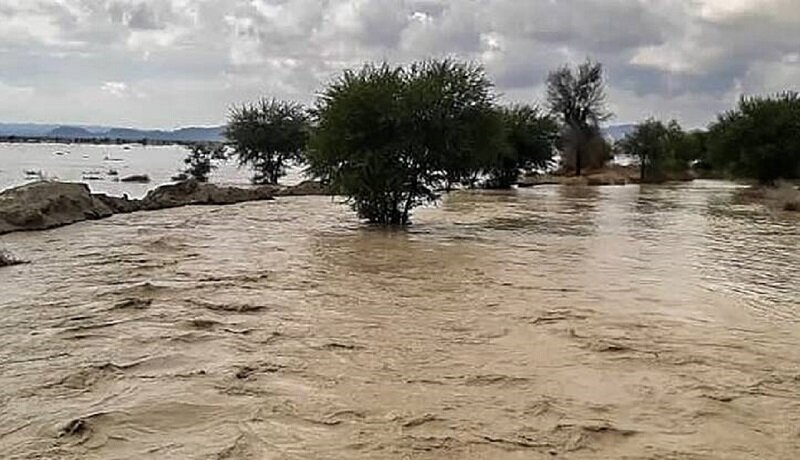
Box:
[101, 81, 128, 97]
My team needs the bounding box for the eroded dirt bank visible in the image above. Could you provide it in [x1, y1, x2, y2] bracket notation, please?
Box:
[0, 179, 327, 235]
[1, 182, 799, 459]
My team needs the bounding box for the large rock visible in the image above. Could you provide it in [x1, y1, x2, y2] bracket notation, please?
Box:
[140, 179, 275, 210]
[0, 178, 335, 235]
[0, 180, 277, 235]
[120, 174, 151, 183]
[0, 181, 118, 234]
[275, 180, 330, 196]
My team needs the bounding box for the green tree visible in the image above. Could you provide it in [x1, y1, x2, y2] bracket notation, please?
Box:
[707, 92, 800, 183]
[183, 143, 227, 182]
[617, 119, 669, 181]
[308, 60, 506, 225]
[546, 59, 612, 176]
[487, 105, 558, 188]
[402, 60, 506, 189]
[617, 119, 693, 181]
[225, 98, 309, 184]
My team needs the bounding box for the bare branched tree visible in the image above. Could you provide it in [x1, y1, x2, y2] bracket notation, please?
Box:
[546, 59, 612, 176]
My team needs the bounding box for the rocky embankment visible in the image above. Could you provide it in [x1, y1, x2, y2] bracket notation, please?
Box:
[0, 179, 328, 235]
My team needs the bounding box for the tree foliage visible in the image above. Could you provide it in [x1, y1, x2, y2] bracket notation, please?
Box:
[183, 143, 227, 182]
[308, 60, 506, 225]
[617, 119, 688, 181]
[546, 59, 612, 176]
[707, 92, 800, 183]
[486, 105, 558, 188]
[403, 60, 507, 189]
[224, 98, 309, 184]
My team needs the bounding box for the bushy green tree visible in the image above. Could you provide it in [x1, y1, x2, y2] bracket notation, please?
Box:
[617, 119, 693, 181]
[183, 143, 227, 182]
[546, 59, 612, 176]
[402, 60, 507, 189]
[486, 105, 558, 188]
[308, 60, 506, 225]
[617, 119, 669, 181]
[225, 98, 309, 184]
[707, 92, 800, 183]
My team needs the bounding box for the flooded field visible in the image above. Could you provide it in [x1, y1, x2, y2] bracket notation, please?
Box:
[1, 181, 799, 459]
[0, 143, 302, 198]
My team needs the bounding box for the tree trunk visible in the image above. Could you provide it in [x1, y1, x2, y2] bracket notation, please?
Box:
[640, 156, 646, 181]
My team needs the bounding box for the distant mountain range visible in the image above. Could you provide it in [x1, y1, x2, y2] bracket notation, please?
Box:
[0, 122, 637, 144]
[602, 124, 636, 142]
[0, 123, 224, 142]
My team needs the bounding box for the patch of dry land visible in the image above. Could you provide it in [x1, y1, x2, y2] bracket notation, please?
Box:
[0, 179, 328, 235]
[518, 165, 695, 187]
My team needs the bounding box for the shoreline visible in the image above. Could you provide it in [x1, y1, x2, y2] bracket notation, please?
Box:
[2, 175, 795, 238]
[517, 165, 696, 187]
[0, 179, 328, 236]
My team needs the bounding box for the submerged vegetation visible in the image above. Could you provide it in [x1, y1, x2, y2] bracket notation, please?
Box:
[487, 105, 559, 189]
[546, 60, 612, 177]
[183, 143, 227, 182]
[216, 59, 799, 224]
[706, 92, 800, 184]
[616, 119, 700, 182]
[308, 60, 507, 225]
[618, 92, 800, 185]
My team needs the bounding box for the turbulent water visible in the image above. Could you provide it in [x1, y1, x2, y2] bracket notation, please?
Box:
[1, 181, 799, 459]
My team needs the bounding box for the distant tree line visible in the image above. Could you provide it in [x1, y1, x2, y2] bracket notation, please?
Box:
[617, 92, 800, 184]
[219, 59, 611, 225]
[616, 120, 705, 182]
[706, 92, 800, 183]
[212, 58, 798, 225]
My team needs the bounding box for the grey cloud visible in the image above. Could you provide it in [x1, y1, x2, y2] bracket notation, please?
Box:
[490, 0, 678, 53]
[352, 0, 411, 48]
[105, 1, 177, 30]
[126, 3, 163, 30]
[0, 0, 798, 128]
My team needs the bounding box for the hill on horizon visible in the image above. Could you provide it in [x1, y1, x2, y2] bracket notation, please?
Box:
[0, 123, 224, 142]
[1, 122, 638, 144]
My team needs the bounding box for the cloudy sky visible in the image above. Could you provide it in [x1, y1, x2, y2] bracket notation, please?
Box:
[0, 0, 798, 129]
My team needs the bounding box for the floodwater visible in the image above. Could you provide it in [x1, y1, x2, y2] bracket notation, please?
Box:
[0, 143, 301, 197]
[1, 181, 799, 459]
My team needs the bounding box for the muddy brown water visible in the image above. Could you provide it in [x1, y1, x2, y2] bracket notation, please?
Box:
[1, 181, 799, 459]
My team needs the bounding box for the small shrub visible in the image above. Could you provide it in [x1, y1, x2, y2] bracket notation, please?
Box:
[183, 143, 226, 182]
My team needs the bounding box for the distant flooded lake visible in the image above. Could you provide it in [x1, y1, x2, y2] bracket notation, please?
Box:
[0, 143, 302, 197]
[1, 164, 799, 456]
